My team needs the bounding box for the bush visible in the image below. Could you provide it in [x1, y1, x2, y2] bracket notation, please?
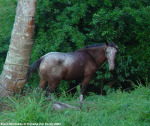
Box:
[0, 0, 17, 71]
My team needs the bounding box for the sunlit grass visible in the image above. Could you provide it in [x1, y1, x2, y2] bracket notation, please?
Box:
[0, 85, 150, 126]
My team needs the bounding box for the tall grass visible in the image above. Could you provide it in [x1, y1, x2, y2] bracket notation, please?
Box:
[0, 85, 150, 126]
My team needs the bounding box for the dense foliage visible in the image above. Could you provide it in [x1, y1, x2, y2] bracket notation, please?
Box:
[0, 0, 150, 92]
[0, 0, 17, 70]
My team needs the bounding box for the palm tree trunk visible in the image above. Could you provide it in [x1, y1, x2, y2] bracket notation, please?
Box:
[0, 0, 37, 97]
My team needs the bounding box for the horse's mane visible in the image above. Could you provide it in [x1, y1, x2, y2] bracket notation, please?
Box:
[83, 42, 116, 49]
[84, 43, 105, 49]
[108, 42, 117, 48]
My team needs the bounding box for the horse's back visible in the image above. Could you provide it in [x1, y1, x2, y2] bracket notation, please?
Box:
[41, 52, 77, 67]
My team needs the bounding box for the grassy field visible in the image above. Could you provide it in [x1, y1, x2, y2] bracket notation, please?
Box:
[0, 84, 150, 126]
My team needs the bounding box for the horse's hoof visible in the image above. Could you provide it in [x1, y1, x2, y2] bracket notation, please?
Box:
[79, 103, 83, 109]
[52, 103, 65, 110]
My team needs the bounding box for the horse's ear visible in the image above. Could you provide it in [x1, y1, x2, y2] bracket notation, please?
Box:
[105, 42, 109, 46]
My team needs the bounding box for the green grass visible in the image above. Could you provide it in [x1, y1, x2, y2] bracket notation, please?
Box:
[0, 85, 150, 126]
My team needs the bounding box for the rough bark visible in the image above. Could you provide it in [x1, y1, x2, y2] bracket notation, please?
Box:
[0, 0, 37, 97]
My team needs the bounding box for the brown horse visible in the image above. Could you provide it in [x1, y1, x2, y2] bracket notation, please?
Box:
[27, 42, 118, 108]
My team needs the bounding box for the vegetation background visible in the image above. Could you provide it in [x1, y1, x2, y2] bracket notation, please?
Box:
[0, 0, 150, 93]
[0, 0, 150, 125]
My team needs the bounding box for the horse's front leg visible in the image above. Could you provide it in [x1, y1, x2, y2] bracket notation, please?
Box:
[80, 76, 92, 109]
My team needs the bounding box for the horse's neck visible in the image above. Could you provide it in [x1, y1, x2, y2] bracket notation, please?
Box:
[87, 46, 107, 66]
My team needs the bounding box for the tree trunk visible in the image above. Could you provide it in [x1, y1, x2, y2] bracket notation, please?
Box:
[0, 0, 37, 97]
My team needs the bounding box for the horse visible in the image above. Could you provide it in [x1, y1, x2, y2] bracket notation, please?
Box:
[27, 42, 118, 108]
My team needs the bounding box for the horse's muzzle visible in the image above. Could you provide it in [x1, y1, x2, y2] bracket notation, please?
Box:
[109, 65, 115, 71]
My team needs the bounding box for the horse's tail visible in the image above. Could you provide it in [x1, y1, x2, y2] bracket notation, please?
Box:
[26, 58, 43, 80]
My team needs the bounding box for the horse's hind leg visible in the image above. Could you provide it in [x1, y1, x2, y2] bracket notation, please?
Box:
[45, 78, 61, 99]
[38, 77, 47, 90]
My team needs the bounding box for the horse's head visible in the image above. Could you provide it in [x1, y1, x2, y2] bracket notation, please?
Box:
[105, 42, 118, 70]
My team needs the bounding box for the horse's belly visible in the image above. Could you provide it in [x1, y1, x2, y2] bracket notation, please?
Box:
[63, 73, 83, 80]
[63, 65, 84, 80]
